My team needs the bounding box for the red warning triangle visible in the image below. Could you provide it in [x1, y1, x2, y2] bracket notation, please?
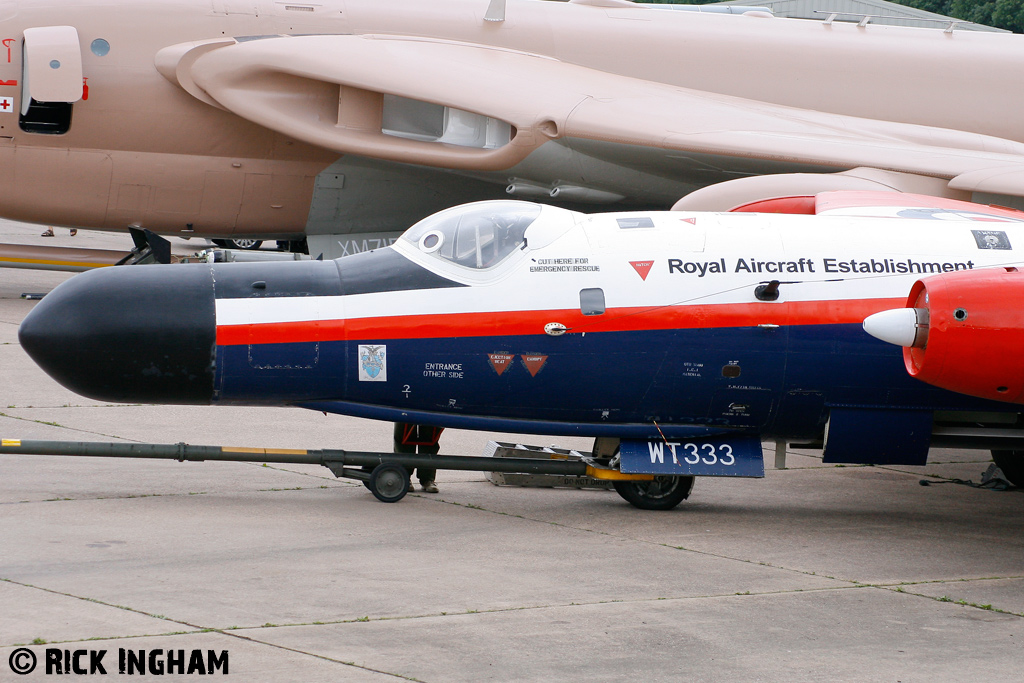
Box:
[521, 354, 548, 377]
[488, 353, 515, 376]
[629, 260, 654, 281]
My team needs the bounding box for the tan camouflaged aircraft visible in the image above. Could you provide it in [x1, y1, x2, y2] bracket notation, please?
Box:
[4, 0, 1024, 267]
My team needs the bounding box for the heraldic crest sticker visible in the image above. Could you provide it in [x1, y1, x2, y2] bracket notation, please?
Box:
[358, 344, 387, 382]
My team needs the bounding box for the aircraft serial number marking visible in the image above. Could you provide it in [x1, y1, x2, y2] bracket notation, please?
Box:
[649, 442, 735, 466]
[619, 438, 765, 478]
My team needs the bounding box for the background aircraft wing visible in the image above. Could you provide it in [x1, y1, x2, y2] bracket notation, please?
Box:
[174, 34, 1024, 202]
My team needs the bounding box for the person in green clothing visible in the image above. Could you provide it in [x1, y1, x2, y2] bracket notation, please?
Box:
[394, 423, 441, 493]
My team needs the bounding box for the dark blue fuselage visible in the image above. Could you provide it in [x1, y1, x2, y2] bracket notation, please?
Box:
[213, 321, 1002, 442]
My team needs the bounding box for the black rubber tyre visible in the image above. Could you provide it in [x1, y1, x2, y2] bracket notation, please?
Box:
[368, 463, 410, 503]
[212, 238, 263, 250]
[613, 476, 695, 510]
[991, 450, 1024, 488]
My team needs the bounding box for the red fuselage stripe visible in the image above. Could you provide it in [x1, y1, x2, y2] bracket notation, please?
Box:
[215, 298, 903, 346]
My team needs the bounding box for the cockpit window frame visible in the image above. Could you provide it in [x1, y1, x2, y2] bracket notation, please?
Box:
[400, 200, 542, 273]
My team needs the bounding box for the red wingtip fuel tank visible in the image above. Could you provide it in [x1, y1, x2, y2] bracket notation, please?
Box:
[866, 267, 1024, 404]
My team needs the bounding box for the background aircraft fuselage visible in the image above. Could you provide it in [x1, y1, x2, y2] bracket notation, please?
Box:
[3, 0, 1024, 246]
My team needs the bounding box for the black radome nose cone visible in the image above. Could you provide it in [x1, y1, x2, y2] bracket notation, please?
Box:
[19, 264, 217, 404]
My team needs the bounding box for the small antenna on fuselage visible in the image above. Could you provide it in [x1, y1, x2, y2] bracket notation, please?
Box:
[485, 0, 506, 22]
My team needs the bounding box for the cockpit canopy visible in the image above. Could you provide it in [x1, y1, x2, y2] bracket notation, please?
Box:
[401, 201, 541, 270]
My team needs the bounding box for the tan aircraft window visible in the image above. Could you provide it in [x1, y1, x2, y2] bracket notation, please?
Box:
[20, 101, 72, 135]
[20, 26, 82, 136]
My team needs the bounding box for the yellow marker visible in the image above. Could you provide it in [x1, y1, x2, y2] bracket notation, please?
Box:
[1, 439, 22, 447]
[222, 447, 308, 455]
[585, 466, 653, 481]
[0, 257, 113, 268]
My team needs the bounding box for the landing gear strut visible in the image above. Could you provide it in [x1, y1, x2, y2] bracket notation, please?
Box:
[596, 437, 695, 511]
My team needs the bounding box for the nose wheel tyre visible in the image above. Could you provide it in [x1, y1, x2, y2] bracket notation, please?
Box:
[613, 476, 695, 510]
[212, 238, 264, 250]
[368, 463, 411, 503]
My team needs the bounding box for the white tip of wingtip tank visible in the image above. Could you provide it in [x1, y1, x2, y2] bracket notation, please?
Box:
[863, 308, 928, 348]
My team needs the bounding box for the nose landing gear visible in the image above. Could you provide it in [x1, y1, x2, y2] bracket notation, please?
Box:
[612, 476, 695, 511]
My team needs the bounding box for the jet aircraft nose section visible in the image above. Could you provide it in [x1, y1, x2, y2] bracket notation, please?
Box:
[19, 265, 217, 404]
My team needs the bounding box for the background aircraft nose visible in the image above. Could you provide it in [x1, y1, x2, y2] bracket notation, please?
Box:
[19, 264, 217, 404]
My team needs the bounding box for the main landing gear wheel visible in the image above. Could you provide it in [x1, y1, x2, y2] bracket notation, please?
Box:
[991, 450, 1024, 488]
[613, 476, 695, 511]
[368, 463, 411, 503]
[212, 238, 263, 250]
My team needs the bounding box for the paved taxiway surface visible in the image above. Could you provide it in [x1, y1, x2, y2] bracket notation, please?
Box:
[1, 221, 1022, 681]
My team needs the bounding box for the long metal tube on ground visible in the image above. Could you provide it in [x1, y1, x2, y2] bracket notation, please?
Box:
[0, 439, 591, 476]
